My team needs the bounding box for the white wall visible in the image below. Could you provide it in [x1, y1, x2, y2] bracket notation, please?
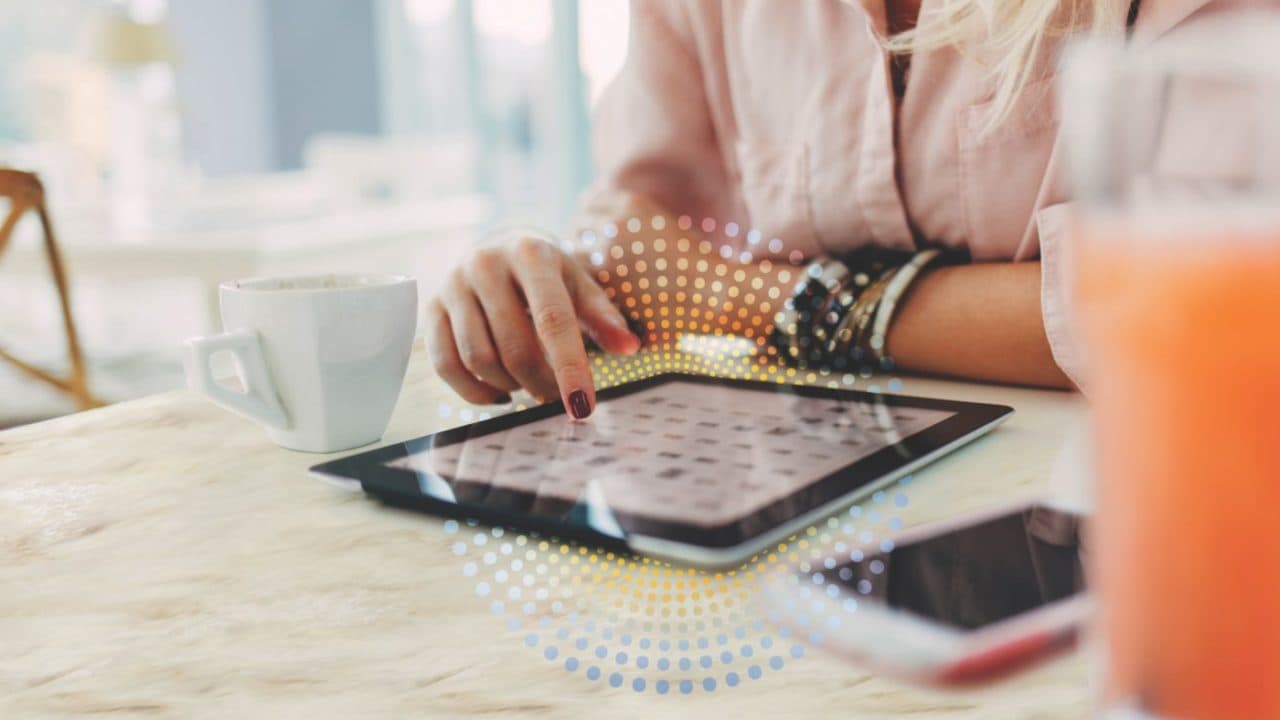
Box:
[168, 0, 384, 174]
[169, 0, 278, 175]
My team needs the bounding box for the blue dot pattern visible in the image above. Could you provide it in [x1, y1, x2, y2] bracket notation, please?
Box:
[439, 480, 911, 695]
[439, 472, 910, 696]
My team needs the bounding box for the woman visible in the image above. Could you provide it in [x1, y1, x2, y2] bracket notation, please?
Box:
[426, 0, 1246, 419]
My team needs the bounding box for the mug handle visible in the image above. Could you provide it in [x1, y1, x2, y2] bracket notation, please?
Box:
[184, 329, 289, 430]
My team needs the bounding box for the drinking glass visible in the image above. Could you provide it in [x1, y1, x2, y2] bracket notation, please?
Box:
[1061, 12, 1280, 719]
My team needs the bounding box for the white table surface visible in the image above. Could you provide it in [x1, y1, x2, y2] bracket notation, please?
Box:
[0, 346, 1093, 718]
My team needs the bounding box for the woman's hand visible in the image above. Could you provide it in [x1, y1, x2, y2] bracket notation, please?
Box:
[425, 234, 641, 418]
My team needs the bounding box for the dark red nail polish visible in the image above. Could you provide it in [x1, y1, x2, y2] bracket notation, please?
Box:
[568, 390, 591, 420]
[494, 393, 512, 405]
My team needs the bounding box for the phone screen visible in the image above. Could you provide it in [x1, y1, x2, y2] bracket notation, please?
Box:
[824, 506, 1086, 631]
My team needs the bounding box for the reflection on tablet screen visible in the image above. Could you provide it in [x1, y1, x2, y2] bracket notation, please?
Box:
[385, 381, 955, 528]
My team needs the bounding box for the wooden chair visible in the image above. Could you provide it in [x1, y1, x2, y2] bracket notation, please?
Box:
[0, 169, 100, 410]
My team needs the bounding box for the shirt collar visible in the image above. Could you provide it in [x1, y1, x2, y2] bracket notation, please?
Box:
[838, 0, 1222, 45]
[1130, 0, 1218, 44]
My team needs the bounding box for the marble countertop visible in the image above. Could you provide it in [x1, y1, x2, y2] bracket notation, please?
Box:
[0, 346, 1090, 718]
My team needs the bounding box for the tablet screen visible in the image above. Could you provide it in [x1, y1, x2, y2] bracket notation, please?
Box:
[384, 379, 957, 525]
[386, 381, 953, 529]
[312, 374, 1012, 556]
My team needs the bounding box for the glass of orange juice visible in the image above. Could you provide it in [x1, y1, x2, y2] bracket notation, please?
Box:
[1061, 14, 1280, 720]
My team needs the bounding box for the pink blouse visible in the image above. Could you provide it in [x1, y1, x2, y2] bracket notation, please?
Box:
[584, 0, 1265, 385]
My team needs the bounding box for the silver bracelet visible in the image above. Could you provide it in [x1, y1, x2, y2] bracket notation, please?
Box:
[866, 249, 943, 365]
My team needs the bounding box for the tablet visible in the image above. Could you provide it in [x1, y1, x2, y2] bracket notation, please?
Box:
[309, 374, 1012, 568]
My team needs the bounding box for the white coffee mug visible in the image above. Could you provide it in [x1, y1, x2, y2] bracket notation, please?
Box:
[184, 273, 417, 453]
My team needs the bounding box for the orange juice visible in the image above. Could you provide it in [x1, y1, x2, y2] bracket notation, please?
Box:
[1075, 220, 1280, 719]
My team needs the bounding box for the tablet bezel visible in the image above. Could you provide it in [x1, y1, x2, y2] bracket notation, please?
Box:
[309, 373, 1012, 566]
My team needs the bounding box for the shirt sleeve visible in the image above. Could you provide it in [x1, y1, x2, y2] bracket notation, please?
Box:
[1036, 0, 1280, 389]
[1035, 202, 1086, 388]
[578, 0, 734, 225]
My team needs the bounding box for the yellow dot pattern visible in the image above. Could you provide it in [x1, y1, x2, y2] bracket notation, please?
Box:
[444, 482, 912, 695]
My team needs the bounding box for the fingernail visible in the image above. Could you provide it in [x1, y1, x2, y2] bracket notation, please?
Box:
[568, 389, 592, 420]
[494, 393, 512, 405]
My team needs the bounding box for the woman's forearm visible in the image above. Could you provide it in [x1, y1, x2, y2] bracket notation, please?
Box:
[645, 253, 1070, 389]
[579, 203, 1070, 389]
[885, 261, 1073, 390]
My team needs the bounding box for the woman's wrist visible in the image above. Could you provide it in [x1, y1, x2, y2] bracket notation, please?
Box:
[767, 248, 954, 372]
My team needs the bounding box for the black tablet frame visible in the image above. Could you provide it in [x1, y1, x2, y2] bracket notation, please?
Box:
[310, 373, 1012, 554]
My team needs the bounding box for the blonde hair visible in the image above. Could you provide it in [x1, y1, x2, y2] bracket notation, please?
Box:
[885, 0, 1130, 129]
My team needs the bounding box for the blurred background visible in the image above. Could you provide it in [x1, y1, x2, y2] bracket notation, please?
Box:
[0, 0, 629, 427]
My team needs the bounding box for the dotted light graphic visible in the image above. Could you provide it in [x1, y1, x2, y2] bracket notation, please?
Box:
[442, 482, 912, 695]
[431, 215, 915, 694]
[571, 214, 857, 390]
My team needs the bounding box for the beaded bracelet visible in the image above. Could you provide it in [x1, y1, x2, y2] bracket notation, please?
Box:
[771, 247, 929, 371]
[771, 257, 848, 365]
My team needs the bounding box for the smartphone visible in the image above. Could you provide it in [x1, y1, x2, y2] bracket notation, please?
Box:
[763, 499, 1090, 686]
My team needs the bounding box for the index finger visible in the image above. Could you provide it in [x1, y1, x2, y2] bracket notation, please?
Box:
[509, 237, 595, 419]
